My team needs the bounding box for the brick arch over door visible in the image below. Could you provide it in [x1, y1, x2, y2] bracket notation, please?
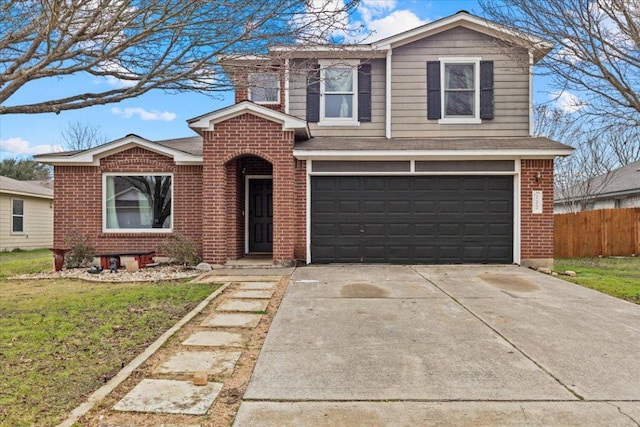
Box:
[224, 154, 273, 259]
[201, 112, 300, 264]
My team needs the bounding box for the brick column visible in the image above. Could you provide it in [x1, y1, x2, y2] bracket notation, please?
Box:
[202, 131, 227, 264]
[520, 159, 555, 269]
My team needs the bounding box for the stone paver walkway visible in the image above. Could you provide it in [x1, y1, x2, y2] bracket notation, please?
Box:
[61, 272, 286, 427]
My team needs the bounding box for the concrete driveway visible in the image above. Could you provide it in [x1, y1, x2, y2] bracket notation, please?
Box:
[235, 265, 640, 426]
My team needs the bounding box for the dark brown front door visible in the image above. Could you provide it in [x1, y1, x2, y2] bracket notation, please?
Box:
[248, 179, 273, 253]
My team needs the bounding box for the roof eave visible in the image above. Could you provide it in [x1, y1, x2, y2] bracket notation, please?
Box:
[293, 148, 574, 161]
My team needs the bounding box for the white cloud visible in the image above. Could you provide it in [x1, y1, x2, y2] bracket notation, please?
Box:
[0, 137, 63, 156]
[111, 107, 176, 121]
[99, 60, 137, 88]
[365, 9, 429, 41]
[552, 91, 587, 114]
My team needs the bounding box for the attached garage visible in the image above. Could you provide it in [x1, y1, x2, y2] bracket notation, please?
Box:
[311, 175, 513, 264]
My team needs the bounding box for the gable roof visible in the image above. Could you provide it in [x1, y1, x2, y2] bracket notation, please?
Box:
[187, 100, 310, 139]
[0, 175, 54, 199]
[35, 134, 203, 166]
[555, 160, 640, 202]
[270, 11, 553, 63]
[371, 11, 552, 62]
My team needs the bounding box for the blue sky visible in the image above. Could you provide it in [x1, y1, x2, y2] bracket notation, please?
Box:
[0, 0, 563, 159]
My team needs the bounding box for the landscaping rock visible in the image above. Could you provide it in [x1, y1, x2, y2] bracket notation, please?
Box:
[196, 262, 213, 271]
[537, 267, 552, 274]
[125, 260, 139, 272]
[193, 371, 208, 386]
[564, 270, 577, 277]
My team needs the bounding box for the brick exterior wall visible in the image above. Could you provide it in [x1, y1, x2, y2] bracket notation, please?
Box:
[233, 65, 285, 113]
[201, 113, 300, 265]
[53, 147, 203, 256]
[520, 159, 554, 267]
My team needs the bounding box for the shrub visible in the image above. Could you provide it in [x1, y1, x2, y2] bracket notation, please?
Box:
[63, 231, 95, 268]
[159, 233, 201, 267]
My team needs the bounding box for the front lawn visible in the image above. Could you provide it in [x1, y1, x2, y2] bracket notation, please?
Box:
[555, 257, 640, 303]
[0, 249, 52, 278]
[0, 251, 220, 427]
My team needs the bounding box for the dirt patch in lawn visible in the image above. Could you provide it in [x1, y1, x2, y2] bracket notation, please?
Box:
[75, 275, 290, 427]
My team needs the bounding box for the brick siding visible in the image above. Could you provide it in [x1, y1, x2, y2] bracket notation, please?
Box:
[201, 113, 299, 265]
[520, 159, 554, 262]
[53, 147, 203, 256]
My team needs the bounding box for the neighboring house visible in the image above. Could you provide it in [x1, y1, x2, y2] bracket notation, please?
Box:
[36, 11, 573, 269]
[0, 175, 54, 251]
[554, 160, 640, 214]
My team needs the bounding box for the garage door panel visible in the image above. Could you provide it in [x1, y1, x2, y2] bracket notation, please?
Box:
[311, 176, 513, 264]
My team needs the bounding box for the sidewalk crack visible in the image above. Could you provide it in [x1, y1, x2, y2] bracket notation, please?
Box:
[607, 402, 640, 426]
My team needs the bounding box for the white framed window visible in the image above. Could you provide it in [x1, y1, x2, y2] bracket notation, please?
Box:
[248, 73, 280, 104]
[319, 59, 359, 126]
[103, 173, 173, 233]
[11, 198, 24, 233]
[439, 57, 481, 124]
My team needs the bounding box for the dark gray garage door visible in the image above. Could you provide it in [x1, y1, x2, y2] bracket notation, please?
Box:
[311, 176, 513, 264]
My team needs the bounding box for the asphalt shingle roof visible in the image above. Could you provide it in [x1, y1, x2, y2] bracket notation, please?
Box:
[0, 175, 54, 198]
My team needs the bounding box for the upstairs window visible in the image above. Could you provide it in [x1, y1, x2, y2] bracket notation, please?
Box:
[248, 73, 280, 104]
[307, 60, 371, 125]
[427, 58, 493, 124]
[104, 174, 172, 232]
[318, 59, 359, 126]
[11, 199, 24, 233]
[444, 63, 476, 117]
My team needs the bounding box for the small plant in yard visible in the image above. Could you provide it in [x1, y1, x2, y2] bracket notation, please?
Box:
[63, 230, 95, 268]
[159, 233, 201, 267]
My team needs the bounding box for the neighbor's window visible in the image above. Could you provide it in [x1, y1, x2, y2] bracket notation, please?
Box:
[440, 58, 480, 123]
[319, 59, 358, 125]
[248, 73, 280, 104]
[104, 174, 172, 231]
[11, 199, 24, 233]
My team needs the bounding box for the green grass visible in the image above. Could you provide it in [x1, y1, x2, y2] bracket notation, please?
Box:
[0, 275, 220, 427]
[555, 257, 640, 303]
[0, 249, 53, 278]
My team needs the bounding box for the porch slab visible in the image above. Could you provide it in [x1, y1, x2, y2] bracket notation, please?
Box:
[231, 290, 274, 299]
[182, 331, 245, 347]
[237, 282, 278, 290]
[201, 313, 263, 328]
[113, 379, 222, 415]
[154, 350, 242, 376]
[217, 299, 269, 312]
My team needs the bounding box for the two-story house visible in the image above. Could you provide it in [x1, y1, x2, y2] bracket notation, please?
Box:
[36, 11, 573, 270]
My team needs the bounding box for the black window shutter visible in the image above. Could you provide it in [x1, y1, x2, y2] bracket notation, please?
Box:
[426, 61, 441, 120]
[306, 64, 320, 122]
[358, 63, 372, 122]
[480, 61, 494, 119]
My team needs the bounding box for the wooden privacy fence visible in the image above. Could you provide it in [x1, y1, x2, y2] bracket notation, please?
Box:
[554, 208, 640, 258]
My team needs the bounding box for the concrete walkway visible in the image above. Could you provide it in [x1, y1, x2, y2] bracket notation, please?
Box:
[235, 265, 640, 426]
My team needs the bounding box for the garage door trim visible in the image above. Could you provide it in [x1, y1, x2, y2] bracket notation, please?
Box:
[305, 159, 521, 264]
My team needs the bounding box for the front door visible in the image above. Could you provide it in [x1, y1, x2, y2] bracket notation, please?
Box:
[248, 178, 273, 253]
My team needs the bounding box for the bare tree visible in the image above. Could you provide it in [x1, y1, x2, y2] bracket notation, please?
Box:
[0, 0, 361, 115]
[480, 0, 640, 130]
[535, 105, 617, 213]
[61, 121, 109, 151]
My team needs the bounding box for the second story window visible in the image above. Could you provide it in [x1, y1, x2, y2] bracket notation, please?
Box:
[444, 63, 476, 117]
[248, 73, 280, 104]
[319, 59, 359, 125]
[427, 58, 493, 124]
